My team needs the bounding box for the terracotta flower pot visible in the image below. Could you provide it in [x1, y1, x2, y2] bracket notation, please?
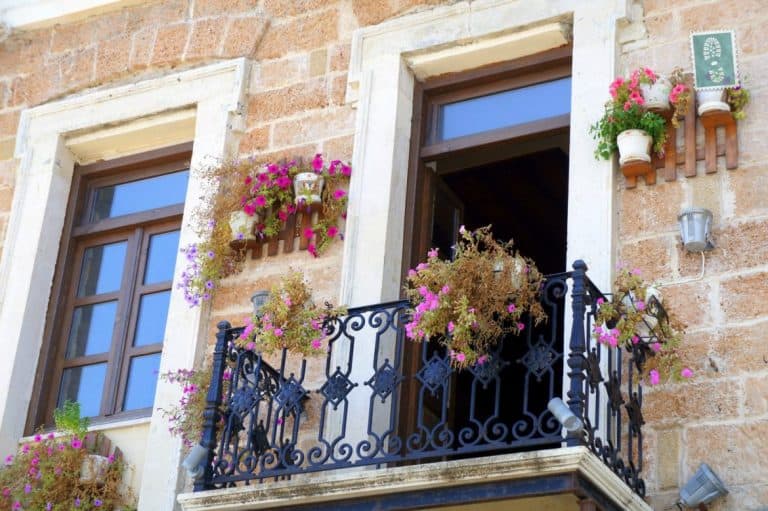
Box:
[616, 129, 652, 165]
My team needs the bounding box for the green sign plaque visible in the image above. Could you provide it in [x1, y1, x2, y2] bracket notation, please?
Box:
[690, 30, 739, 89]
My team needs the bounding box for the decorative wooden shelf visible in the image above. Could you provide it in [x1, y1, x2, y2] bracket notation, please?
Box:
[622, 74, 741, 189]
[229, 203, 321, 259]
[699, 110, 738, 172]
[621, 160, 656, 188]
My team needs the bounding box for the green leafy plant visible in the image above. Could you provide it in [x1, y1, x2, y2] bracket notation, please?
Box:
[1, 403, 132, 510]
[53, 401, 89, 439]
[593, 267, 691, 385]
[591, 67, 669, 160]
[725, 84, 749, 119]
[236, 269, 346, 355]
[404, 225, 547, 368]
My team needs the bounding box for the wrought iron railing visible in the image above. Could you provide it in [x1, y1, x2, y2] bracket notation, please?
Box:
[195, 261, 647, 496]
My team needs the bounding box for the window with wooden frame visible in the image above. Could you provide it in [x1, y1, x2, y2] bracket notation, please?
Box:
[27, 144, 191, 430]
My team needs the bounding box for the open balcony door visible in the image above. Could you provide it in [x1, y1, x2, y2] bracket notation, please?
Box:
[398, 164, 465, 441]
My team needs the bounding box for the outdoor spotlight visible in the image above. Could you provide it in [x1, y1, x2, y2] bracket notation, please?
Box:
[547, 397, 583, 433]
[678, 208, 715, 252]
[678, 463, 728, 508]
[181, 443, 209, 480]
[251, 290, 270, 316]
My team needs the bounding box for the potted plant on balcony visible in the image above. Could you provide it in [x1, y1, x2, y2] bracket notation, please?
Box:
[404, 225, 547, 368]
[0, 402, 132, 510]
[591, 68, 668, 168]
[593, 267, 693, 385]
[236, 269, 347, 355]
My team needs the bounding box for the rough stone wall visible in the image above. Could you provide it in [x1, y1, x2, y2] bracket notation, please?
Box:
[619, 1, 768, 509]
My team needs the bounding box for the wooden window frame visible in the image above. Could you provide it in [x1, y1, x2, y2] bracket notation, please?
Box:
[419, 46, 572, 159]
[26, 143, 192, 433]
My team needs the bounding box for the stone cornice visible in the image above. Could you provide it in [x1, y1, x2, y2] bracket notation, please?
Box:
[178, 447, 651, 511]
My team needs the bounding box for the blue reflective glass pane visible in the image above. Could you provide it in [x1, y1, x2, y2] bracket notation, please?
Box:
[66, 301, 118, 358]
[77, 241, 127, 297]
[133, 291, 170, 347]
[90, 170, 189, 221]
[123, 354, 161, 411]
[144, 230, 181, 284]
[58, 363, 107, 418]
[438, 77, 572, 141]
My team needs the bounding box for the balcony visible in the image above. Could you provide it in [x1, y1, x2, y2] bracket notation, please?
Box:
[179, 262, 653, 511]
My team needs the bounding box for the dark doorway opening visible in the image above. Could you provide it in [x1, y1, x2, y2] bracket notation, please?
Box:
[440, 146, 569, 274]
[431, 142, 570, 454]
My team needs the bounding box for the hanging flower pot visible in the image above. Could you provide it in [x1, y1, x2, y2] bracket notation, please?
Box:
[696, 89, 729, 116]
[616, 129, 652, 165]
[621, 286, 661, 338]
[293, 172, 324, 204]
[229, 210, 257, 240]
[640, 76, 672, 111]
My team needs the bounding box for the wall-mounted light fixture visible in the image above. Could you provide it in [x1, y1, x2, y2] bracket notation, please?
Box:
[181, 443, 209, 480]
[251, 290, 270, 316]
[678, 463, 728, 509]
[678, 208, 715, 252]
[547, 397, 583, 433]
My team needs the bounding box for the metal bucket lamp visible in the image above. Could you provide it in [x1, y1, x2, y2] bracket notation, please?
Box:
[678, 463, 728, 508]
[251, 290, 270, 316]
[678, 208, 714, 252]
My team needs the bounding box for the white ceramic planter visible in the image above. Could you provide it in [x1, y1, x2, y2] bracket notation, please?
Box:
[293, 172, 324, 204]
[80, 454, 110, 483]
[640, 77, 672, 111]
[616, 129, 652, 165]
[696, 89, 729, 116]
[493, 256, 527, 288]
[621, 287, 662, 338]
[229, 210, 257, 240]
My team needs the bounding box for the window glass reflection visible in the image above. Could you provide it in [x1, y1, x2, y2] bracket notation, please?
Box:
[144, 230, 180, 284]
[438, 77, 572, 141]
[77, 241, 127, 297]
[58, 364, 107, 418]
[90, 170, 189, 221]
[123, 354, 161, 411]
[133, 291, 170, 347]
[66, 301, 117, 358]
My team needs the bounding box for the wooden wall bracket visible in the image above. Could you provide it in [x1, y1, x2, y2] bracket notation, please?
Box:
[622, 74, 740, 189]
[229, 203, 322, 259]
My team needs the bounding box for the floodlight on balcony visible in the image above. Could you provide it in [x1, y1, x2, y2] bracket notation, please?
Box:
[547, 397, 583, 433]
[678, 463, 728, 509]
[181, 443, 209, 480]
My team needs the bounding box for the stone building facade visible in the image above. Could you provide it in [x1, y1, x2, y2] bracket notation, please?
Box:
[0, 0, 765, 509]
